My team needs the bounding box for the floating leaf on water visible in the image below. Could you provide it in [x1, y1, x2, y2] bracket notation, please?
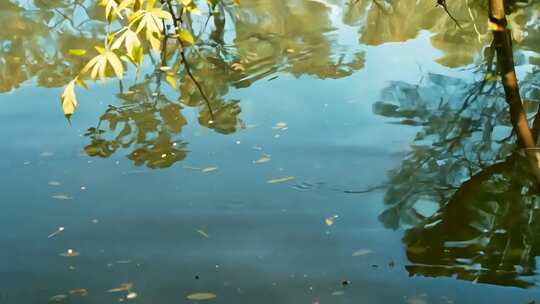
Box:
[331, 291, 345, 296]
[186, 293, 217, 301]
[48, 227, 65, 238]
[267, 176, 295, 184]
[52, 194, 73, 200]
[273, 122, 288, 130]
[196, 229, 210, 238]
[183, 165, 202, 170]
[49, 294, 68, 302]
[40, 152, 55, 157]
[108, 283, 133, 293]
[116, 260, 132, 264]
[69, 289, 88, 296]
[126, 292, 137, 299]
[48, 181, 61, 186]
[201, 166, 218, 173]
[60, 249, 80, 257]
[325, 215, 339, 226]
[254, 154, 271, 164]
[352, 249, 373, 257]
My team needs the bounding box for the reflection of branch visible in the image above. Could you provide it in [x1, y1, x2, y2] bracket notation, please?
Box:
[436, 0, 462, 28]
[163, 0, 215, 121]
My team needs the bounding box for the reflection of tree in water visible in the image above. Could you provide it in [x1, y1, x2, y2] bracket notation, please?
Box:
[374, 62, 540, 287]
[85, 0, 366, 168]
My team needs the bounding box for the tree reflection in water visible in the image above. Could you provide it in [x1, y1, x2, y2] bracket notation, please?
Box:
[375, 60, 540, 287]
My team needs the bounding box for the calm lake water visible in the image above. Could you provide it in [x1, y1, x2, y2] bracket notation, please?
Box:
[1, 0, 540, 303]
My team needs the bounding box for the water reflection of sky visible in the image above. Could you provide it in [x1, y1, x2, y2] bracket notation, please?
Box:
[1, 1, 540, 303]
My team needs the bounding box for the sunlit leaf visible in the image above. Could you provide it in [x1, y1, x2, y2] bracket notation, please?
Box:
[267, 176, 295, 184]
[68, 49, 87, 56]
[61, 79, 78, 117]
[186, 293, 217, 301]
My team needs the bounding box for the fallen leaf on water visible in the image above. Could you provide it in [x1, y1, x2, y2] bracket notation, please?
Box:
[201, 167, 218, 173]
[126, 292, 137, 299]
[52, 194, 73, 200]
[59, 249, 80, 257]
[48, 227, 65, 238]
[40, 152, 55, 157]
[273, 122, 288, 130]
[48, 181, 61, 186]
[196, 229, 210, 238]
[267, 176, 295, 184]
[352, 249, 373, 257]
[186, 293, 217, 301]
[116, 260, 132, 264]
[325, 215, 339, 226]
[49, 294, 68, 302]
[69, 289, 88, 296]
[253, 154, 271, 164]
[108, 283, 133, 293]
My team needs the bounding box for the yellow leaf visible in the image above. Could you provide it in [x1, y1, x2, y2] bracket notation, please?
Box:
[186, 293, 217, 301]
[61, 79, 78, 117]
[177, 29, 195, 44]
[68, 49, 87, 56]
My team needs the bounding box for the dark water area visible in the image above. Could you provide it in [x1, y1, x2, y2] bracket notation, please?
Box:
[1, 0, 540, 303]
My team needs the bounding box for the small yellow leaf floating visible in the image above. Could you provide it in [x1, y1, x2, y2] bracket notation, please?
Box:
[196, 229, 210, 238]
[68, 49, 87, 56]
[108, 282, 133, 293]
[186, 293, 217, 301]
[69, 289, 88, 296]
[267, 176, 295, 184]
[201, 166, 218, 173]
[325, 215, 338, 226]
[60, 249, 80, 257]
[49, 294, 68, 302]
[352, 249, 373, 257]
[52, 194, 73, 200]
[253, 154, 271, 164]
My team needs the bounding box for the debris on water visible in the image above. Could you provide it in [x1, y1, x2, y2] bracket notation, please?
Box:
[371, 264, 378, 268]
[352, 249, 373, 257]
[48, 181, 61, 186]
[108, 283, 133, 293]
[252, 146, 263, 151]
[80, 186, 86, 190]
[40, 152, 54, 157]
[52, 194, 73, 200]
[196, 229, 210, 238]
[23, 161, 32, 165]
[186, 292, 217, 301]
[253, 154, 271, 164]
[235, 140, 241, 145]
[195, 275, 200, 280]
[273, 122, 288, 130]
[341, 280, 351, 286]
[60, 249, 80, 257]
[91, 219, 99, 224]
[331, 291, 345, 296]
[201, 166, 218, 173]
[289, 181, 321, 191]
[116, 260, 132, 264]
[69, 289, 88, 296]
[126, 292, 137, 300]
[325, 215, 339, 226]
[49, 294, 68, 302]
[48, 227, 65, 238]
[267, 176, 295, 184]
[389, 260, 395, 267]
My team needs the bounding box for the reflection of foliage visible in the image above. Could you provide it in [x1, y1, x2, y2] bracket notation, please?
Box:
[344, 0, 540, 67]
[375, 68, 540, 287]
